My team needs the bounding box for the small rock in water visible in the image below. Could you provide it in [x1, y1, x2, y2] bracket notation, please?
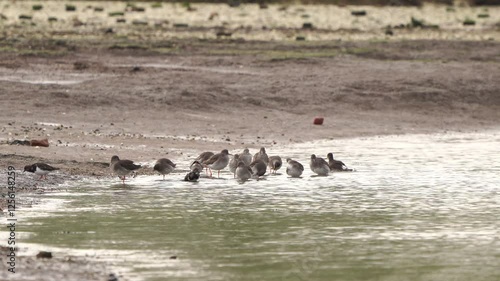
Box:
[36, 251, 53, 259]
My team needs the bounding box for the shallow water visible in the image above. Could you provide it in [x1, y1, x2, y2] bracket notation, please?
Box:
[8, 131, 500, 281]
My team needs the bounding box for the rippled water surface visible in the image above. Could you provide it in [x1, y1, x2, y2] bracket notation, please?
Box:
[14, 132, 500, 281]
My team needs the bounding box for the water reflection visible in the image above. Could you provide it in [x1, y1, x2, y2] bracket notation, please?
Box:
[14, 131, 500, 281]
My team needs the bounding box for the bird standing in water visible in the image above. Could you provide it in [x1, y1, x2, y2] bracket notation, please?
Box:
[153, 158, 176, 180]
[310, 154, 330, 176]
[203, 149, 230, 178]
[286, 158, 304, 178]
[110, 155, 141, 184]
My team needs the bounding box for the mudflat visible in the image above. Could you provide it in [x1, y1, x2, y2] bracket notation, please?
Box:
[1, 2, 499, 177]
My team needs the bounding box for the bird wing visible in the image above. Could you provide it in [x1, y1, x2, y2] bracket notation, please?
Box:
[158, 158, 176, 167]
[36, 163, 59, 171]
[204, 154, 220, 165]
[120, 160, 141, 170]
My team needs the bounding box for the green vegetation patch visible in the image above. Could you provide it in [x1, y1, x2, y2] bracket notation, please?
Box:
[109, 11, 125, 17]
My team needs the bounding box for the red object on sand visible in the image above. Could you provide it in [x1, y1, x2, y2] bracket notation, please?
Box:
[313, 117, 324, 125]
[30, 139, 49, 147]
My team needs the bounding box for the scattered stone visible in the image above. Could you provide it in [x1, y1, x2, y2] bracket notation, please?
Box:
[32, 5, 43, 11]
[74, 61, 89, 70]
[216, 31, 232, 38]
[108, 273, 118, 281]
[411, 17, 424, 28]
[173, 23, 189, 28]
[9, 140, 31, 146]
[128, 6, 145, 12]
[302, 22, 313, 29]
[385, 28, 394, 36]
[31, 139, 49, 147]
[132, 19, 148, 26]
[259, 2, 268, 9]
[116, 18, 126, 23]
[351, 10, 367, 16]
[131, 66, 141, 72]
[208, 12, 219, 21]
[19, 15, 32, 20]
[228, 1, 240, 7]
[66, 4, 76, 12]
[169, 256, 177, 259]
[48, 17, 58, 22]
[296, 36, 306, 41]
[463, 18, 476, 25]
[313, 117, 324, 125]
[36, 251, 53, 259]
[0, 13, 7, 20]
[94, 7, 104, 12]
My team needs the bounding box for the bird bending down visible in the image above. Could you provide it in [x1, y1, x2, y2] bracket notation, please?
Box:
[250, 159, 267, 178]
[310, 154, 330, 176]
[203, 149, 230, 178]
[24, 163, 59, 180]
[153, 158, 176, 180]
[184, 169, 200, 182]
[110, 155, 141, 184]
[286, 158, 304, 178]
[235, 161, 253, 182]
[196, 151, 214, 174]
[268, 156, 282, 174]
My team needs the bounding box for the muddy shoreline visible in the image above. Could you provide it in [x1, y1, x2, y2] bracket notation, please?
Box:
[1, 39, 500, 180]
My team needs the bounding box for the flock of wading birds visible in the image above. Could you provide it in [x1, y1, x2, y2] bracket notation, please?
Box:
[23, 147, 353, 184]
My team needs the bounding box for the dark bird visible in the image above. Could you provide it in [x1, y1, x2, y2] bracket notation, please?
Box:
[235, 161, 252, 181]
[327, 153, 350, 171]
[250, 159, 267, 177]
[110, 155, 141, 184]
[184, 169, 200, 182]
[24, 163, 59, 180]
[153, 158, 176, 180]
[310, 154, 330, 176]
[268, 156, 282, 174]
